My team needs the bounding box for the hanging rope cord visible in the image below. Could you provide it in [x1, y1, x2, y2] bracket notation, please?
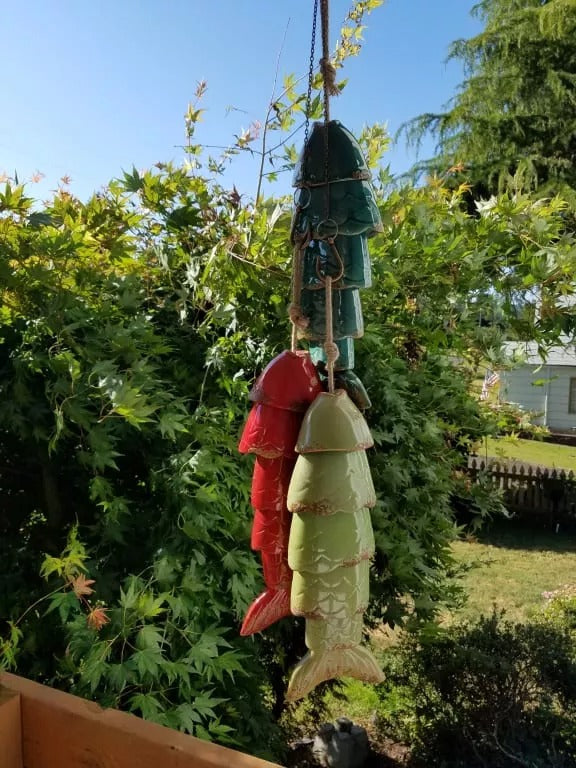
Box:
[319, 0, 340, 393]
[320, 0, 339, 114]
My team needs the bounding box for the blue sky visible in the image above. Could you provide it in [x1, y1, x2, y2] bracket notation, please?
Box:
[2, 0, 481, 201]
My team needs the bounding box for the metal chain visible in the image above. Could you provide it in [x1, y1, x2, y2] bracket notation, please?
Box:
[320, 0, 331, 220]
[304, 0, 319, 149]
[289, 0, 318, 349]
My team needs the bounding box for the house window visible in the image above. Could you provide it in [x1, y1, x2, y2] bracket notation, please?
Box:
[569, 378, 576, 414]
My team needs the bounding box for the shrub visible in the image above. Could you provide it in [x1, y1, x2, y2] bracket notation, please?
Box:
[482, 400, 550, 440]
[375, 610, 576, 767]
[541, 588, 576, 639]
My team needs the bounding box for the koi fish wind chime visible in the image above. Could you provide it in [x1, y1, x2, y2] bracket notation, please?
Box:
[238, 0, 385, 701]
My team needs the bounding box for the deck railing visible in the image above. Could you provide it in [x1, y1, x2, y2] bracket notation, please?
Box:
[0, 672, 281, 768]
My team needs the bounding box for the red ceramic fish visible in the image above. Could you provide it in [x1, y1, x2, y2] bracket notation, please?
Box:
[251, 506, 292, 552]
[240, 550, 293, 636]
[239, 350, 322, 636]
[238, 403, 302, 458]
[241, 456, 295, 635]
[250, 456, 294, 510]
[249, 350, 322, 412]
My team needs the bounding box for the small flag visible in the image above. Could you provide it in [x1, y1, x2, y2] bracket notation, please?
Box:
[481, 370, 500, 400]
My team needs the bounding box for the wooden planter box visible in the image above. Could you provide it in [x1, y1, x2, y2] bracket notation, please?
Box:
[0, 673, 281, 768]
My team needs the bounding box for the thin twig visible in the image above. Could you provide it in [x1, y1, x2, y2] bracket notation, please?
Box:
[266, 121, 306, 154]
[492, 722, 530, 767]
[178, 143, 257, 154]
[229, 251, 290, 278]
[261, 168, 293, 179]
[264, 73, 308, 115]
[14, 586, 66, 626]
[184, 119, 305, 160]
[256, 17, 291, 204]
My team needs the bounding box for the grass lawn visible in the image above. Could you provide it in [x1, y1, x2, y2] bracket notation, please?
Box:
[323, 523, 576, 737]
[450, 523, 576, 622]
[478, 436, 576, 471]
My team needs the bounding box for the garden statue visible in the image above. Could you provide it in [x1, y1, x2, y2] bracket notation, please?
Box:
[312, 718, 370, 768]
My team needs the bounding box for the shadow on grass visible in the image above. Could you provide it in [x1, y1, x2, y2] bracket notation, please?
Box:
[474, 519, 576, 553]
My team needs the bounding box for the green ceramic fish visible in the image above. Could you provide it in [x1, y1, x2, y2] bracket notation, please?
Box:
[302, 235, 372, 290]
[293, 121, 371, 186]
[288, 508, 375, 573]
[286, 391, 383, 701]
[295, 180, 383, 239]
[334, 370, 372, 410]
[310, 338, 355, 371]
[295, 390, 373, 453]
[300, 288, 364, 341]
[291, 560, 370, 619]
[287, 451, 376, 515]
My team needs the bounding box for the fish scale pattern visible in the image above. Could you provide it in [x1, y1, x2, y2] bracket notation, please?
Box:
[238, 351, 322, 636]
[285, 390, 384, 700]
[293, 120, 381, 406]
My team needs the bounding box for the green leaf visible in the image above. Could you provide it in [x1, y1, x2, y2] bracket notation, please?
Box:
[44, 590, 79, 622]
[132, 647, 162, 677]
[136, 625, 165, 651]
[136, 592, 168, 620]
[129, 692, 164, 719]
[175, 702, 203, 732]
[122, 166, 144, 193]
[159, 410, 189, 439]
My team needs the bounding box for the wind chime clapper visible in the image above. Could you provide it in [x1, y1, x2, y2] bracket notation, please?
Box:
[237, 0, 384, 700]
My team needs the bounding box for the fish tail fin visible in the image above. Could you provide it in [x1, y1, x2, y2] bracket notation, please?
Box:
[286, 646, 384, 701]
[240, 588, 291, 636]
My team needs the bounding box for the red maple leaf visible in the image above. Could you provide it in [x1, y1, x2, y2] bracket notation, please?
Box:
[86, 607, 110, 631]
[70, 573, 95, 598]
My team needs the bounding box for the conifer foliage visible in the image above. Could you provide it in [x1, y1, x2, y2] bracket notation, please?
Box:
[405, 0, 576, 195]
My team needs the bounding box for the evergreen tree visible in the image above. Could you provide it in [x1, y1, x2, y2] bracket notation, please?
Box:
[404, 0, 576, 197]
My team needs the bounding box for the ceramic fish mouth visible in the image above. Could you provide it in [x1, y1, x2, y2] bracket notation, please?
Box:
[296, 390, 374, 453]
[248, 349, 322, 412]
[293, 120, 372, 187]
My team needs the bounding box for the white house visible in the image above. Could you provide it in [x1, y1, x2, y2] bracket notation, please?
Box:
[500, 342, 576, 431]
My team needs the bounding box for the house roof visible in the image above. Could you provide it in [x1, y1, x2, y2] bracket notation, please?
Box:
[503, 340, 576, 366]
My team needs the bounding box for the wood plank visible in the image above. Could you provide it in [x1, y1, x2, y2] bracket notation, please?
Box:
[1, 674, 282, 768]
[0, 688, 23, 768]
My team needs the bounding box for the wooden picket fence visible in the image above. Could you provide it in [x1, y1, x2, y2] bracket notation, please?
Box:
[466, 457, 576, 523]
